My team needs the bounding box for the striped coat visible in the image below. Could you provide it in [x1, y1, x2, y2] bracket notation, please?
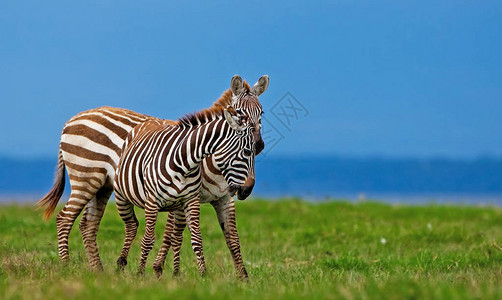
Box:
[114, 106, 256, 275]
[38, 75, 268, 279]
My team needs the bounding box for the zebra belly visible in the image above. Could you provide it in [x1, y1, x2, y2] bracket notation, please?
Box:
[151, 175, 203, 210]
[118, 183, 198, 212]
[158, 201, 184, 212]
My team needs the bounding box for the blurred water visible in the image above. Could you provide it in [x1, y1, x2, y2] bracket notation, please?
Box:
[1, 155, 501, 205]
[3, 192, 502, 206]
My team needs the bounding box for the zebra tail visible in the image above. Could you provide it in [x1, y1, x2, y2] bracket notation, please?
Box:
[37, 149, 66, 221]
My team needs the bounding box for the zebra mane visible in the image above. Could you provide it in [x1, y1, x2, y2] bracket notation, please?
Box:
[178, 81, 251, 127]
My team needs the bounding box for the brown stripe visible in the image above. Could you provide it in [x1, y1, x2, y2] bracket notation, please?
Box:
[67, 174, 102, 190]
[204, 156, 221, 176]
[98, 110, 146, 130]
[61, 142, 116, 167]
[70, 114, 130, 141]
[65, 161, 108, 175]
[63, 124, 122, 157]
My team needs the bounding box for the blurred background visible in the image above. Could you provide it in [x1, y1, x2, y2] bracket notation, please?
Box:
[1, 1, 501, 203]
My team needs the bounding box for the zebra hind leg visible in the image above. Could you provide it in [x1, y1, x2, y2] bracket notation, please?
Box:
[79, 187, 112, 271]
[56, 191, 94, 263]
[153, 211, 175, 278]
[115, 193, 139, 271]
[184, 197, 206, 276]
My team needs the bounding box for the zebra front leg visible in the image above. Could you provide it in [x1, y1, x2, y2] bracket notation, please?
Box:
[79, 187, 112, 271]
[138, 203, 159, 275]
[184, 197, 206, 276]
[212, 195, 248, 280]
[116, 194, 139, 271]
[153, 211, 175, 278]
[171, 210, 186, 276]
[56, 191, 93, 263]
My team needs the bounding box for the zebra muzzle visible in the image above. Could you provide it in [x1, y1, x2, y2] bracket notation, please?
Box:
[236, 177, 255, 200]
[236, 186, 253, 200]
[227, 184, 252, 200]
[228, 184, 239, 197]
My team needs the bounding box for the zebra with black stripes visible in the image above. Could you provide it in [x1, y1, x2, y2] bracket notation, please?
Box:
[38, 75, 268, 280]
[114, 105, 256, 275]
[153, 75, 267, 279]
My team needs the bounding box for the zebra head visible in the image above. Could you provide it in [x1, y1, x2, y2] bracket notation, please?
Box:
[213, 107, 257, 200]
[230, 74, 269, 156]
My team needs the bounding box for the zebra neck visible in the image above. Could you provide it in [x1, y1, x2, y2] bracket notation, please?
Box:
[173, 118, 229, 173]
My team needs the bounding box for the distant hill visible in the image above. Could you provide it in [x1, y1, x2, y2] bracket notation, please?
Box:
[1, 155, 501, 200]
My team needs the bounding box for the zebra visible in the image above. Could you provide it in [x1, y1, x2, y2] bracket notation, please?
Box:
[37, 75, 268, 279]
[114, 104, 257, 276]
[152, 76, 268, 279]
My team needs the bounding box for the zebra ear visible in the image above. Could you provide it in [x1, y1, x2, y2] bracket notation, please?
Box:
[251, 75, 269, 96]
[231, 75, 244, 96]
[224, 108, 240, 130]
[224, 107, 245, 130]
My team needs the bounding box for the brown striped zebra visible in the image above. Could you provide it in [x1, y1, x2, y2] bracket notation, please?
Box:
[38, 75, 268, 279]
[114, 105, 256, 276]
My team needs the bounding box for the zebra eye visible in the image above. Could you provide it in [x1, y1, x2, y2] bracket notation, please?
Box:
[243, 149, 252, 157]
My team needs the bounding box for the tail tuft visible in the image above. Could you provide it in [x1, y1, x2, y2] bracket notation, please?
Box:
[37, 150, 66, 221]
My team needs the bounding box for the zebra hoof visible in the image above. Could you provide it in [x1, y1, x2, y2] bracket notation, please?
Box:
[91, 263, 104, 272]
[153, 265, 163, 279]
[238, 274, 249, 282]
[238, 269, 249, 282]
[116, 256, 127, 271]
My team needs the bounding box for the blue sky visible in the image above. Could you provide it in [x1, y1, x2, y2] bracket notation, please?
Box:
[1, 1, 501, 159]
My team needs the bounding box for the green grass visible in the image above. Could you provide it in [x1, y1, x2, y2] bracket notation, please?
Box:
[2, 199, 502, 299]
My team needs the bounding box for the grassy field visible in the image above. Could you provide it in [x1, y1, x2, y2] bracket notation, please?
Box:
[1, 199, 502, 299]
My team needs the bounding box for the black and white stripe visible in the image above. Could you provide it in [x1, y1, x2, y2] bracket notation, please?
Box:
[38, 75, 269, 279]
[114, 108, 256, 275]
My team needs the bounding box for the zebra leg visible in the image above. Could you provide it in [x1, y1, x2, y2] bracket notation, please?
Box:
[152, 211, 175, 278]
[184, 197, 206, 276]
[138, 203, 159, 275]
[78, 187, 112, 271]
[211, 195, 248, 280]
[56, 191, 94, 262]
[115, 193, 139, 271]
[171, 210, 186, 276]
